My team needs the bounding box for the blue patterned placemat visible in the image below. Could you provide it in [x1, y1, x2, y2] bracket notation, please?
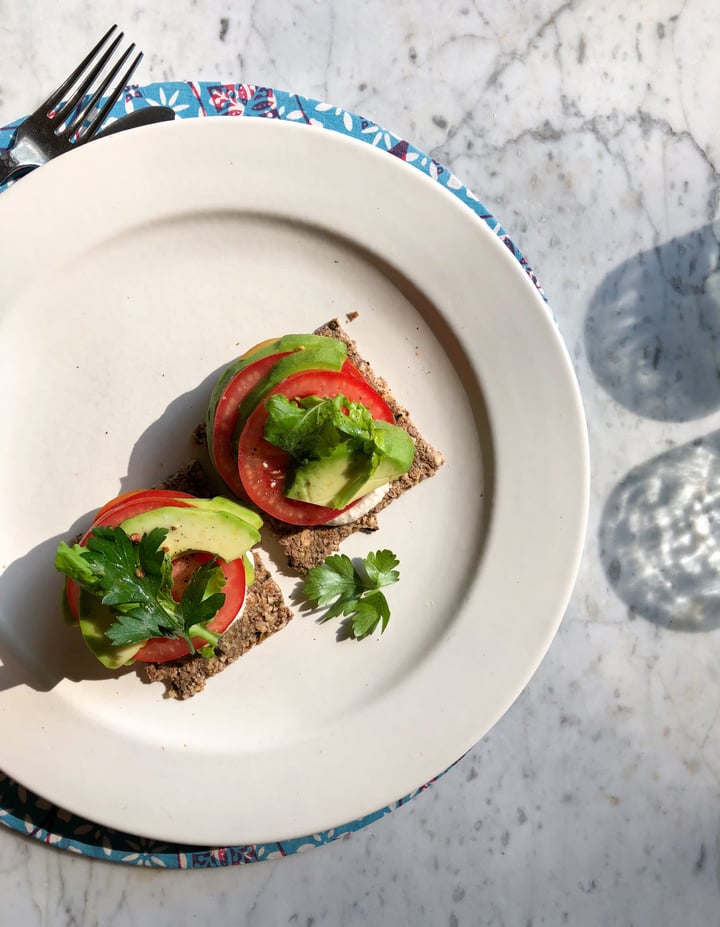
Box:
[0, 767, 450, 867]
[0, 81, 543, 867]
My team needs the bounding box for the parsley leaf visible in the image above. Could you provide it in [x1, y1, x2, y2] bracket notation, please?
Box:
[302, 549, 400, 638]
[55, 541, 101, 591]
[56, 526, 226, 655]
[175, 558, 227, 628]
[363, 549, 400, 588]
[303, 553, 357, 605]
[263, 394, 377, 461]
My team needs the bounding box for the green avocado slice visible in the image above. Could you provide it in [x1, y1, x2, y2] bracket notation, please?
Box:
[242, 549, 255, 586]
[78, 589, 144, 668]
[207, 333, 346, 437]
[285, 421, 415, 509]
[184, 496, 263, 530]
[230, 342, 347, 452]
[119, 506, 260, 559]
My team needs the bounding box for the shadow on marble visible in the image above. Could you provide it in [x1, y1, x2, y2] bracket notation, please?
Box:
[585, 222, 720, 422]
[599, 430, 720, 631]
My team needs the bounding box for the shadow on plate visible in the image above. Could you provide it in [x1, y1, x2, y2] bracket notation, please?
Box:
[585, 222, 720, 422]
[599, 429, 720, 631]
[0, 530, 134, 693]
[120, 367, 224, 495]
[0, 369, 227, 694]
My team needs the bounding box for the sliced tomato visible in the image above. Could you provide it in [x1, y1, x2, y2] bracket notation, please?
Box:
[65, 579, 83, 624]
[93, 489, 194, 523]
[209, 351, 293, 497]
[209, 351, 360, 498]
[211, 333, 347, 410]
[66, 492, 196, 621]
[211, 352, 373, 501]
[133, 554, 247, 663]
[206, 338, 292, 431]
[237, 368, 394, 525]
[65, 491, 198, 622]
[92, 489, 195, 528]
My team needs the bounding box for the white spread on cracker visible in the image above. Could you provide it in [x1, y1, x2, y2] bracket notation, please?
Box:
[324, 484, 389, 527]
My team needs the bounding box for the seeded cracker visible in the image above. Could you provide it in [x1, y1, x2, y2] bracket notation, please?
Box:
[262, 318, 444, 572]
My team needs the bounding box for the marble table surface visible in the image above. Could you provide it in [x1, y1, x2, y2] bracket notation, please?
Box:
[2, 0, 720, 923]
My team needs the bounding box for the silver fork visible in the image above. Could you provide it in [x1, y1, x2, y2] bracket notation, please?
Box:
[0, 25, 143, 185]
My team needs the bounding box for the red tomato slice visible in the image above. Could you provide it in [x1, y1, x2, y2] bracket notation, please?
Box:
[66, 493, 195, 622]
[237, 368, 394, 525]
[93, 489, 194, 523]
[66, 492, 196, 621]
[211, 353, 369, 501]
[65, 492, 198, 622]
[65, 582, 82, 624]
[89, 492, 195, 535]
[133, 554, 247, 663]
[210, 351, 293, 498]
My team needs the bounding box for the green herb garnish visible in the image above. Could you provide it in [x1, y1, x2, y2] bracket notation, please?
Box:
[55, 526, 226, 655]
[263, 393, 377, 460]
[302, 549, 400, 638]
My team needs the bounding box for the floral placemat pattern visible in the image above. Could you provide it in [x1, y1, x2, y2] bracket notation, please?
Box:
[0, 768, 446, 867]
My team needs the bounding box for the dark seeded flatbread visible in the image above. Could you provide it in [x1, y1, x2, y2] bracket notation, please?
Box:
[263, 319, 444, 572]
[144, 552, 293, 700]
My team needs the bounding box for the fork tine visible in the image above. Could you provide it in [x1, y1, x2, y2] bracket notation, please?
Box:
[65, 42, 137, 135]
[38, 24, 119, 114]
[53, 33, 124, 125]
[1, 24, 145, 179]
[77, 50, 144, 140]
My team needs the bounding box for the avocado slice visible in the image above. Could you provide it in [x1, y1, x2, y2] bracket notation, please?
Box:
[285, 422, 415, 509]
[284, 443, 369, 508]
[120, 506, 261, 559]
[233, 341, 347, 438]
[185, 496, 263, 530]
[242, 549, 255, 586]
[78, 589, 144, 668]
[207, 333, 347, 436]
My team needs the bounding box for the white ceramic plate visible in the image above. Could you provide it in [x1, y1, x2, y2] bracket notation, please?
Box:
[0, 118, 588, 846]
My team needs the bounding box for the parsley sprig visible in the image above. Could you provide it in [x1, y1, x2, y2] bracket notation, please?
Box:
[263, 393, 377, 461]
[55, 526, 226, 656]
[302, 550, 400, 638]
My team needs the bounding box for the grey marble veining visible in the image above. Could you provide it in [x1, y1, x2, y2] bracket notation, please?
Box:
[2, 0, 720, 924]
